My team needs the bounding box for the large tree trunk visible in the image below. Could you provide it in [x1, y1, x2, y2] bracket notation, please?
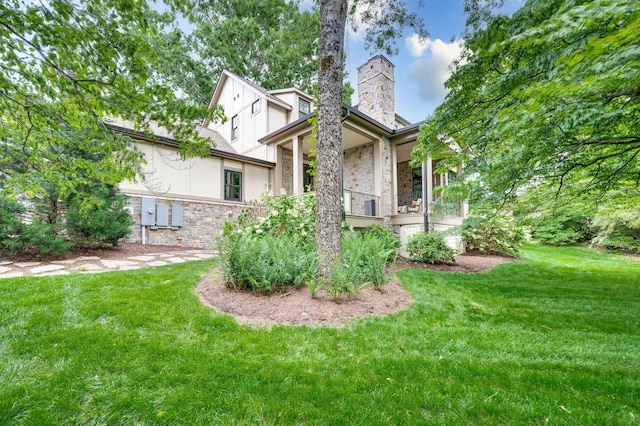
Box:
[316, 0, 348, 278]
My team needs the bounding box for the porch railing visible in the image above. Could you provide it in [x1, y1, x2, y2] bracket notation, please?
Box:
[344, 190, 380, 217]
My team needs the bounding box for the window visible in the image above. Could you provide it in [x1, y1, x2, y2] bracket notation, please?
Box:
[298, 98, 310, 117]
[251, 99, 260, 114]
[231, 115, 239, 140]
[303, 163, 314, 191]
[412, 167, 422, 201]
[224, 170, 242, 201]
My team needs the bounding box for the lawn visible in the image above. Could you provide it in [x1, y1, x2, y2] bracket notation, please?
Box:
[0, 244, 638, 425]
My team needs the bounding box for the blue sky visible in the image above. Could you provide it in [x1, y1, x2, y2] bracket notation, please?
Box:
[342, 0, 524, 123]
[162, 0, 524, 124]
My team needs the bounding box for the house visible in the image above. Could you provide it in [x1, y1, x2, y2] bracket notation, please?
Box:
[112, 55, 467, 250]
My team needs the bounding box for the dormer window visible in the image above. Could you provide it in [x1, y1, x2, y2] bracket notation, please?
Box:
[251, 99, 260, 114]
[298, 98, 310, 117]
[231, 115, 238, 140]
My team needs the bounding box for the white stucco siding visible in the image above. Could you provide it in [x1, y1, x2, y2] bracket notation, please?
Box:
[244, 165, 270, 201]
[190, 155, 222, 199]
[267, 106, 288, 134]
[119, 142, 224, 200]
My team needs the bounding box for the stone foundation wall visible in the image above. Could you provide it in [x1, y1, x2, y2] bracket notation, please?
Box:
[126, 194, 247, 248]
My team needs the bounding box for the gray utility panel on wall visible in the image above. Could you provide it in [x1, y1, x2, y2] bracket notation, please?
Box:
[141, 197, 156, 226]
[140, 197, 184, 228]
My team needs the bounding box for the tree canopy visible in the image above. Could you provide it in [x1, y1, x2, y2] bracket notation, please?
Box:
[150, 0, 321, 107]
[415, 0, 640, 207]
[0, 0, 223, 200]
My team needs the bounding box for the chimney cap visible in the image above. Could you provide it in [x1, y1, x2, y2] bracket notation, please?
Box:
[357, 54, 395, 71]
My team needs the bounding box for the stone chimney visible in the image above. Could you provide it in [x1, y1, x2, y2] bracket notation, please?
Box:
[357, 55, 395, 128]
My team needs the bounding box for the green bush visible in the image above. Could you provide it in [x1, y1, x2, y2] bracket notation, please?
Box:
[0, 197, 71, 257]
[532, 208, 594, 246]
[592, 210, 640, 254]
[406, 232, 456, 264]
[358, 224, 400, 263]
[219, 233, 317, 292]
[340, 233, 392, 291]
[66, 185, 133, 247]
[462, 214, 524, 256]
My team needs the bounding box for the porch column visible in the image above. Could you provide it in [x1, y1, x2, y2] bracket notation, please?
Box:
[292, 135, 304, 195]
[424, 157, 433, 231]
[275, 145, 284, 195]
[379, 137, 393, 227]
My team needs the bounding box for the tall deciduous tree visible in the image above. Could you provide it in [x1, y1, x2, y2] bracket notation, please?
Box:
[315, 0, 426, 276]
[0, 0, 222, 200]
[150, 0, 320, 106]
[415, 0, 640, 207]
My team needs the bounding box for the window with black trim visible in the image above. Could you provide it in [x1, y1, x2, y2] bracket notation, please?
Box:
[298, 98, 310, 116]
[224, 170, 242, 201]
[231, 115, 239, 140]
[251, 99, 260, 114]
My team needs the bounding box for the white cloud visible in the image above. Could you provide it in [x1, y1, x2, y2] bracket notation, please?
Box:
[405, 36, 464, 107]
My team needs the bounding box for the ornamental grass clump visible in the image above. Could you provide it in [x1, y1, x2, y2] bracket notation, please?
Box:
[219, 195, 399, 297]
[219, 233, 317, 292]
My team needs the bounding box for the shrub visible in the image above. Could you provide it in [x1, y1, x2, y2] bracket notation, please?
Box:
[406, 232, 456, 264]
[592, 210, 640, 254]
[358, 224, 400, 263]
[340, 233, 392, 291]
[532, 208, 594, 246]
[462, 214, 524, 256]
[223, 191, 316, 238]
[65, 185, 133, 247]
[0, 197, 71, 257]
[218, 233, 317, 292]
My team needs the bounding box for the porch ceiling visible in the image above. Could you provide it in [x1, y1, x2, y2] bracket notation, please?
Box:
[280, 127, 374, 155]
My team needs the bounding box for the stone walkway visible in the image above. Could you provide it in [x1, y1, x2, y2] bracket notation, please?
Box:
[0, 249, 216, 279]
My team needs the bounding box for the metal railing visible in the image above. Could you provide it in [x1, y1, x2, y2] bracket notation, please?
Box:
[344, 189, 380, 217]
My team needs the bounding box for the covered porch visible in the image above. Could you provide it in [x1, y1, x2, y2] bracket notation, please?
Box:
[391, 137, 467, 250]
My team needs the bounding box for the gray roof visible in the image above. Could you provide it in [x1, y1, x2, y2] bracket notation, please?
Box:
[103, 117, 237, 155]
[103, 117, 276, 168]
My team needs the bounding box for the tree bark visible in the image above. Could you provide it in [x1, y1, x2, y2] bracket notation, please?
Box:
[316, 0, 348, 277]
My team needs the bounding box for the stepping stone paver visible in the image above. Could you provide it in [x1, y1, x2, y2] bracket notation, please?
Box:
[77, 256, 100, 261]
[15, 262, 42, 268]
[31, 264, 66, 274]
[0, 266, 13, 274]
[166, 257, 186, 264]
[0, 271, 24, 278]
[100, 259, 139, 269]
[43, 270, 70, 276]
[128, 255, 157, 262]
[71, 264, 105, 272]
[148, 260, 168, 267]
[53, 258, 80, 265]
[193, 253, 216, 259]
[0, 261, 12, 266]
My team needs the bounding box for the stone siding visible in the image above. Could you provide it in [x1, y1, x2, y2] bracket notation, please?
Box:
[126, 195, 247, 248]
[397, 161, 414, 206]
[343, 143, 375, 196]
[357, 55, 395, 128]
[281, 148, 293, 195]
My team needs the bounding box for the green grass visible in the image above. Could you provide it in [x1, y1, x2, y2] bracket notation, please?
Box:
[1, 245, 639, 425]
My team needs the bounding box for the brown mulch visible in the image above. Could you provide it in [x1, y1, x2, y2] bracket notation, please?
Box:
[1, 242, 196, 262]
[197, 252, 519, 328]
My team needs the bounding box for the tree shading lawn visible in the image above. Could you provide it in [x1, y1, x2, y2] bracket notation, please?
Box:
[0, 245, 638, 424]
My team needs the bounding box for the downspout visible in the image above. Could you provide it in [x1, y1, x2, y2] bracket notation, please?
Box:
[422, 161, 429, 232]
[341, 108, 350, 221]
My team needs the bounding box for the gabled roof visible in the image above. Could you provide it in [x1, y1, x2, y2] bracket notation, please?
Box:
[203, 70, 293, 128]
[258, 104, 423, 145]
